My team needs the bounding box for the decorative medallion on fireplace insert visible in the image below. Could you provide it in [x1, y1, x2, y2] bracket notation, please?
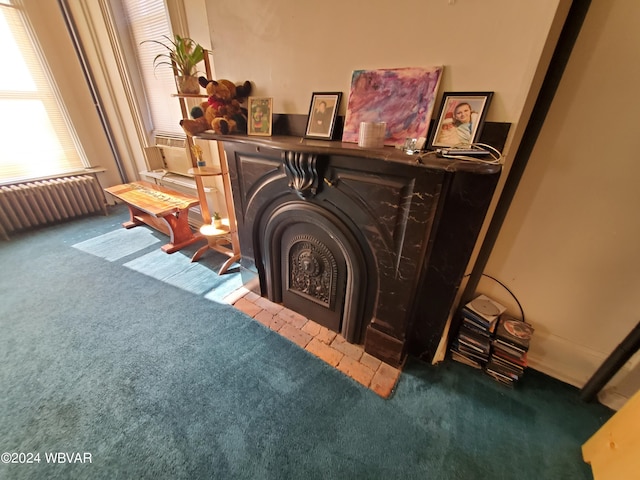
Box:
[288, 234, 336, 307]
[283, 229, 344, 333]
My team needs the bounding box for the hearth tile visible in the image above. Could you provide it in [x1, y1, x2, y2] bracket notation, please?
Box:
[278, 323, 313, 349]
[233, 297, 263, 318]
[254, 310, 285, 332]
[331, 336, 363, 360]
[305, 338, 344, 367]
[254, 296, 285, 315]
[301, 321, 321, 337]
[377, 362, 401, 380]
[337, 356, 375, 388]
[360, 352, 382, 372]
[370, 363, 401, 399]
[244, 291, 261, 303]
[276, 308, 308, 329]
[315, 326, 337, 345]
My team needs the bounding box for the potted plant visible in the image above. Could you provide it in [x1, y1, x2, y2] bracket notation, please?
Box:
[142, 34, 204, 94]
[191, 144, 206, 167]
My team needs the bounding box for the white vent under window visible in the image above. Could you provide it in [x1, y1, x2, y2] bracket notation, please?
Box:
[144, 135, 192, 175]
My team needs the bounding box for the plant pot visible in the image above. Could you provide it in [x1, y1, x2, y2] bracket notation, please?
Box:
[176, 75, 200, 94]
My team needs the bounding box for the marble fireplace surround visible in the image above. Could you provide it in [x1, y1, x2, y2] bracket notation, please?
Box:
[199, 133, 502, 367]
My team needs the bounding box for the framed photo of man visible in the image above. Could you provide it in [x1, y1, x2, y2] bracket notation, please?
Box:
[428, 92, 493, 149]
[305, 92, 342, 140]
[248, 97, 273, 136]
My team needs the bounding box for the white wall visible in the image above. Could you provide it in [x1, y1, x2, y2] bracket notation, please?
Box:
[204, 0, 563, 127]
[481, 0, 640, 407]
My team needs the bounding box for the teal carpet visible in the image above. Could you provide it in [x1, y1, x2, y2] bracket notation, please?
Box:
[72, 227, 161, 261]
[0, 206, 612, 479]
[70, 221, 242, 301]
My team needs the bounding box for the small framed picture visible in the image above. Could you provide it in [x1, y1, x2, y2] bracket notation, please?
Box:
[248, 97, 273, 136]
[428, 92, 493, 149]
[305, 92, 342, 140]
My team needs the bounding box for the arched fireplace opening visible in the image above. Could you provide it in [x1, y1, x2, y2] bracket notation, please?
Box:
[258, 201, 373, 344]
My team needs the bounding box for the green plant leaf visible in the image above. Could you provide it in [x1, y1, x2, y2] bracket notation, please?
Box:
[141, 34, 204, 77]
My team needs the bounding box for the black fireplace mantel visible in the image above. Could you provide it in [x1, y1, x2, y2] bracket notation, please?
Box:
[199, 134, 501, 174]
[198, 133, 502, 366]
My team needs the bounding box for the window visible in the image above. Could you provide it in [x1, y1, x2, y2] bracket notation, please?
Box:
[0, 1, 86, 184]
[119, 0, 184, 137]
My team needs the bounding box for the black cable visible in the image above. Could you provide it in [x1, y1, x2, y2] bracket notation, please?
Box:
[480, 274, 525, 323]
[463, 273, 526, 323]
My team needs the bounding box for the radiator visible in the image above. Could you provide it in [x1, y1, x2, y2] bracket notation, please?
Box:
[0, 175, 107, 240]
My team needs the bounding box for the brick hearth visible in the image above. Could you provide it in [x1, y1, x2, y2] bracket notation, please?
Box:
[223, 287, 402, 398]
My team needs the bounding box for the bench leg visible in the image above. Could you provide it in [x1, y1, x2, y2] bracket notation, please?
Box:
[121, 204, 204, 254]
[122, 204, 146, 229]
[159, 209, 204, 254]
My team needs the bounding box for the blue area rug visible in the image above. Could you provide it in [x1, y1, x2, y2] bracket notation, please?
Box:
[124, 249, 242, 299]
[73, 223, 243, 302]
[72, 227, 160, 261]
[203, 274, 244, 303]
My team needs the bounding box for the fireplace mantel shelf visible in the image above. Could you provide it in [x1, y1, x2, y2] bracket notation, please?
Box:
[196, 133, 500, 175]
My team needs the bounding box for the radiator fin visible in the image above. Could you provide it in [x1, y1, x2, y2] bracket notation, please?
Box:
[0, 175, 107, 240]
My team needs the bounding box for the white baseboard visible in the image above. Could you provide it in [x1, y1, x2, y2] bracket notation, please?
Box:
[597, 389, 630, 411]
[527, 332, 605, 388]
[527, 331, 638, 410]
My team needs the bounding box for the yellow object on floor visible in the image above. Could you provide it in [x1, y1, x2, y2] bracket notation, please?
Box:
[582, 388, 640, 480]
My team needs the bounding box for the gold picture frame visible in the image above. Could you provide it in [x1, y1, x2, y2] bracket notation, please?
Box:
[248, 97, 273, 136]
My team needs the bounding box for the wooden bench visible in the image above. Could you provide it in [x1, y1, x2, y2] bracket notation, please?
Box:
[104, 181, 204, 253]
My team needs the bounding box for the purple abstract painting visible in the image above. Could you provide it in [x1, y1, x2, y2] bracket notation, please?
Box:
[342, 67, 443, 147]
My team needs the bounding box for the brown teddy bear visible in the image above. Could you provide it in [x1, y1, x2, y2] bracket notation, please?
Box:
[180, 77, 252, 136]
